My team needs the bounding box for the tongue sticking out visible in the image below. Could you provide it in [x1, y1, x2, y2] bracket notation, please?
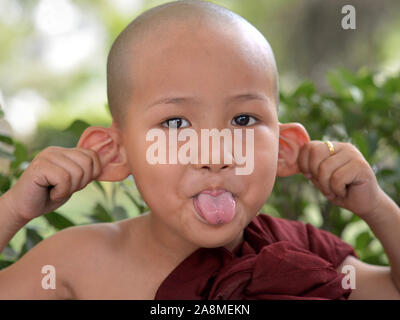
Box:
[194, 191, 236, 225]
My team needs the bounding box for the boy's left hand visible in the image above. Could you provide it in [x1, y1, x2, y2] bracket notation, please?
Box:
[297, 141, 384, 219]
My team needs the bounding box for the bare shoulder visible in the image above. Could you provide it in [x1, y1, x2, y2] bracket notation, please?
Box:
[337, 255, 400, 299]
[0, 215, 147, 299]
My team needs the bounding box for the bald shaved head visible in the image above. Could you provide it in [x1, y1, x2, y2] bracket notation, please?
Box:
[107, 0, 278, 128]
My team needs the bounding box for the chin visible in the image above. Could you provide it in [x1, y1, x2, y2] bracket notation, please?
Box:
[186, 221, 245, 250]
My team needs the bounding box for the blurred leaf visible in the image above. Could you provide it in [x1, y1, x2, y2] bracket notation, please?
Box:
[355, 231, 372, 251]
[10, 142, 27, 170]
[366, 131, 379, 157]
[294, 81, 315, 98]
[88, 203, 114, 223]
[63, 120, 91, 140]
[0, 174, 11, 194]
[0, 260, 14, 270]
[112, 205, 128, 220]
[18, 227, 44, 258]
[25, 227, 44, 250]
[123, 190, 148, 213]
[0, 134, 13, 145]
[93, 180, 107, 198]
[0, 148, 14, 160]
[44, 211, 75, 230]
[1, 243, 18, 260]
[326, 71, 349, 97]
[351, 131, 369, 159]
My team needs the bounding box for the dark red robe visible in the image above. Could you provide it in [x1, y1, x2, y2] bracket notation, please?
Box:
[155, 213, 357, 300]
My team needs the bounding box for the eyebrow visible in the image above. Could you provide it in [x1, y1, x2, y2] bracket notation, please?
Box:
[146, 92, 269, 109]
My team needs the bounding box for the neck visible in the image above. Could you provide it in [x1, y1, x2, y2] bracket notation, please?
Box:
[143, 212, 245, 267]
[144, 212, 200, 267]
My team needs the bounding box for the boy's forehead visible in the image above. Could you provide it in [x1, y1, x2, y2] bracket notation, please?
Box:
[107, 1, 279, 126]
[129, 20, 277, 109]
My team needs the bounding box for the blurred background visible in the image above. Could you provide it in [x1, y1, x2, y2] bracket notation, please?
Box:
[0, 0, 399, 267]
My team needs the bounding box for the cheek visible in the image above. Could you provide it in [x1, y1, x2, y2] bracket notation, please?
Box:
[239, 129, 278, 208]
[135, 163, 184, 208]
[125, 128, 188, 213]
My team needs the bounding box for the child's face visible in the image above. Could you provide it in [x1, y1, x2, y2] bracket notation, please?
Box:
[119, 22, 279, 249]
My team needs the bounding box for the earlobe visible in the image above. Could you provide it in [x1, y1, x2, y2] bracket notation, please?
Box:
[77, 125, 131, 181]
[276, 122, 310, 177]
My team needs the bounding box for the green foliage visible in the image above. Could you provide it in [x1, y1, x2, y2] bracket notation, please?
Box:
[0, 68, 399, 269]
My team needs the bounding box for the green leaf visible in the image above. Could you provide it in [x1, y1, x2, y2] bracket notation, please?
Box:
[112, 205, 128, 220]
[88, 203, 114, 223]
[0, 147, 15, 160]
[355, 231, 372, 251]
[25, 227, 44, 250]
[44, 211, 75, 230]
[366, 131, 379, 158]
[1, 243, 18, 260]
[351, 131, 369, 159]
[293, 81, 315, 98]
[18, 227, 44, 258]
[0, 260, 14, 270]
[93, 180, 107, 198]
[63, 119, 91, 140]
[123, 190, 148, 213]
[10, 142, 27, 170]
[0, 134, 13, 145]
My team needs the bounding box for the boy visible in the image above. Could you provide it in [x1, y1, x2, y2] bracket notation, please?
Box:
[1, 0, 400, 299]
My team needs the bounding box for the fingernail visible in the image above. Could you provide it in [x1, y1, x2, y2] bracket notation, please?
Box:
[304, 173, 312, 179]
[327, 194, 335, 200]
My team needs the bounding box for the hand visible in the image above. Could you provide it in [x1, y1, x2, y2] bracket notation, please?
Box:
[4, 145, 104, 222]
[297, 141, 384, 219]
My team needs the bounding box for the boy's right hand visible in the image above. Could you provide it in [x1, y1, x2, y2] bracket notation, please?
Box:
[3, 146, 102, 223]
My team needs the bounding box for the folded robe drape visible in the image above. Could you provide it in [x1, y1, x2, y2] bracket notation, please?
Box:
[155, 213, 357, 300]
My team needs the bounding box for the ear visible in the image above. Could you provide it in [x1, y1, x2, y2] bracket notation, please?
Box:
[76, 123, 131, 181]
[276, 122, 310, 177]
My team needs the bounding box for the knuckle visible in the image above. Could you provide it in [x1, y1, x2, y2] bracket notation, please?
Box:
[330, 172, 341, 185]
[83, 154, 94, 169]
[345, 142, 356, 151]
[87, 149, 97, 158]
[76, 166, 85, 180]
[61, 170, 71, 184]
[29, 159, 41, 171]
[45, 146, 60, 154]
[309, 144, 318, 161]
[78, 148, 96, 165]
[317, 162, 328, 177]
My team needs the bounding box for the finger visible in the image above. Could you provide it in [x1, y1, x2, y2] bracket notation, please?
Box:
[64, 148, 102, 186]
[297, 142, 312, 178]
[309, 141, 340, 179]
[329, 160, 360, 198]
[61, 150, 94, 190]
[317, 151, 352, 198]
[45, 153, 85, 193]
[32, 159, 72, 201]
[77, 148, 102, 179]
[84, 138, 115, 168]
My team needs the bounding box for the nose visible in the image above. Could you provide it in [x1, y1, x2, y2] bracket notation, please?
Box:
[192, 131, 236, 173]
[197, 161, 233, 173]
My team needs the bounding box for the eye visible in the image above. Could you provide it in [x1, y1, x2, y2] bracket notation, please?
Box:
[231, 114, 258, 127]
[161, 117, 190, 129]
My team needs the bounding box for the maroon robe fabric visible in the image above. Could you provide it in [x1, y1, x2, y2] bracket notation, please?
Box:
[155, 213, 357, 300]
